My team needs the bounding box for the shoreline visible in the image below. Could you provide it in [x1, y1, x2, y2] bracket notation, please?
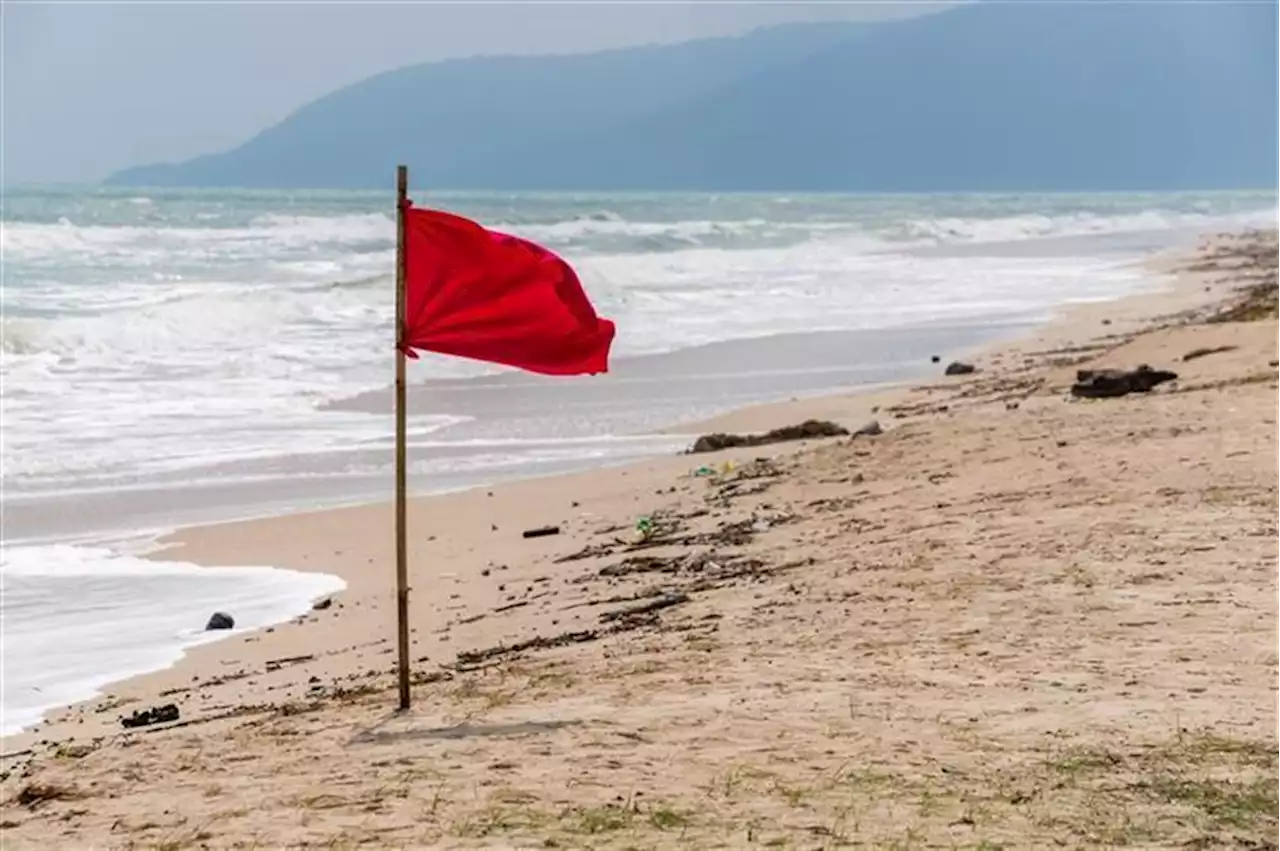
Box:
[0, 320, 1025, 549]
[2, 226, 1275, 848]
[4, 225, 1212, 549]
[0, 231, 1190, 551]
[0, 228, 1257, 747]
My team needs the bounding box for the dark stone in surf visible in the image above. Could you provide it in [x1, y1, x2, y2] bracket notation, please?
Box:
[205, 612, 235, 630]
[944, 361, 977, 376]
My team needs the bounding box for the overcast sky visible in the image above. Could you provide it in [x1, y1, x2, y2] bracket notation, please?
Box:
[2, 2, 946, 185]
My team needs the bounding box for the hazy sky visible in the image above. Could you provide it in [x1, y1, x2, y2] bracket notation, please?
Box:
[2, 2, 945, 185]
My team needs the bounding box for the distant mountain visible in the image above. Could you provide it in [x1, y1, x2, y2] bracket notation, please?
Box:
[107, 4, 1278, 192]
[106, 22, 870, 191]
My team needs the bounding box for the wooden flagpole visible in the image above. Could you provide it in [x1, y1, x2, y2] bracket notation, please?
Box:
[394, 164, 411, 711]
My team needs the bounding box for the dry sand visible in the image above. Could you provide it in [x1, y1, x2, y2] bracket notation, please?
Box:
[3, 230, 1277, 850]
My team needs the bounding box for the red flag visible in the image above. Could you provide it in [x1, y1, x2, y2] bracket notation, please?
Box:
[399, 203, 615, 376]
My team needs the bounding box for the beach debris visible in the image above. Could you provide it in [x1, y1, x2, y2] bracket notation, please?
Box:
[724, 457, 782, 480]
[51, 742, 95, 760]
[1188, 234, 1279, 316]
[1182, 344, 1238, 362]
[560, 506, 765, 562]
[694, 464, 716, 476]
[599, 591, 691, 624]
[265, 654, 315, 672]
[455, 579, 718, 671]
[1071, 365, 1178, 399]
[493, 600, 530, 614]
[594, 550, 773, 586]
[554, 542, 617, 563]
[204, 612, 235, 630]
[454, 628, 602, 671]
[312, 597, 333, 611]
[1206, 277, 1278, 323]
[120, 703, 179, 729]
[853, 419, 883, 437]
[945, 361, 977, 376]
[521, 525, 561, 539]
[705, 458, 787, 504]
[598, 554, 690, 580]
[688, 419, 848, 454]
[15, 782, 81, 810]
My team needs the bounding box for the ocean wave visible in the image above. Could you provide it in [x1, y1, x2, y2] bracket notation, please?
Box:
[0, 205, 1235, 375]
[1, 319, 49, 355]
[1, 212, 397, 264]
[296, 273, 391, 293]
[884, 207, 1278, 245]
[504, 215, 769, 241]
[5, 201, 1274, 270]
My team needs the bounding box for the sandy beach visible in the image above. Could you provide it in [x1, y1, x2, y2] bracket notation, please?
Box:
[2, 229, 1276, 849]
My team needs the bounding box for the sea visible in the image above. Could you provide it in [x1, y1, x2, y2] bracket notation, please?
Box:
[2, 186, 1275, 735]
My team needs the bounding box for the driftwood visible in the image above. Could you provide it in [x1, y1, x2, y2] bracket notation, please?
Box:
[453, 629, 602, 671]
[1071, 365, 1178, 399]
[599, 592, 691, 623]
[265, 654, 315, 672]
[120, 703, 179, 729]
[1182, 345, 1237, 362]
[688, 419, 848, 454]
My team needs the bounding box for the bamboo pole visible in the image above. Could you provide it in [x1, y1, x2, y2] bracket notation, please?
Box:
[394, 164, 411, 711]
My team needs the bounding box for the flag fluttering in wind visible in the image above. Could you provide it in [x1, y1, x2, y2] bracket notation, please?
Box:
[388, 171, 616, 713]
[399, 203, 616, 375]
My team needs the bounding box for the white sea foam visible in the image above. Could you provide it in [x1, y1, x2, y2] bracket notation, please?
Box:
[575, 240, 1155, 354]
[503, 206, 1273, 251]
[0, 544, 346, 735]
[884, 207, 1269, 245]
[1, 212, 395, 264]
